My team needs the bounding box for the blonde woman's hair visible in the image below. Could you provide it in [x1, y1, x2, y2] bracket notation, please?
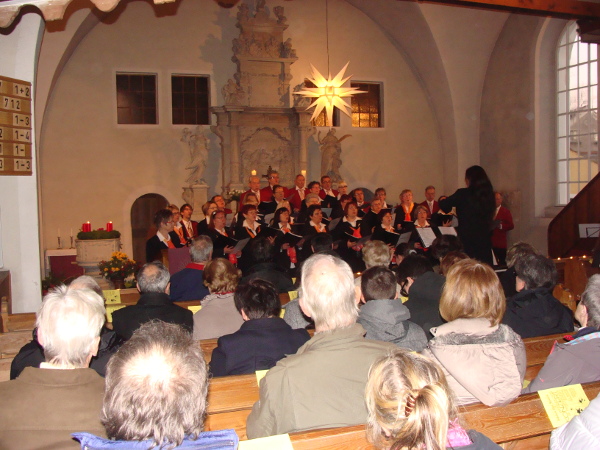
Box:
[366, 349, 458, 450]
[203, 258, 241, 293]
[439, 259, 505, 326]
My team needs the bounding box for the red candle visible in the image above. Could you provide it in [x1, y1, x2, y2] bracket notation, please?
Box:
[106, 221, 113, 232]
[84, 221, 91, 232]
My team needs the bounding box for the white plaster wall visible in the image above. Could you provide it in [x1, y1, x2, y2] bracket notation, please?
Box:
[419, 4, 509, 186]
[0, 13, 44, 312]
[39, 0, 443, 258]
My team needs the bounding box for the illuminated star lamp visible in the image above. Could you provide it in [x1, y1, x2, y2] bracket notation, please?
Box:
[294, 62, 365, 125]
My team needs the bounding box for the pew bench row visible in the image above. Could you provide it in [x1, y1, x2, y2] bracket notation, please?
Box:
[204, 381, 600, 448]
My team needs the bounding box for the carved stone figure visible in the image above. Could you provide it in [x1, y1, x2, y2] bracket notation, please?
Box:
[293, 82, 311, 108]
[181, 126, 209, 186]
[237, 2, 249, 24]
[281, 38, 296, 58]
[273, 6, 286, 24]
[318, 128, 351, 182]
[222, 79, 245, 105]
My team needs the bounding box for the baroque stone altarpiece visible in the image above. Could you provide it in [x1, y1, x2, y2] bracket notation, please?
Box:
[211, 0, 315, 192]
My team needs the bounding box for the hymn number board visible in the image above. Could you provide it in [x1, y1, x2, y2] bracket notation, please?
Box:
[0, 75, 32, 176]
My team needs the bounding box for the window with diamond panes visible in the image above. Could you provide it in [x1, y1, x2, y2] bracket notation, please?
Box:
[116, 73, 157, 124]
[556, 22, 598, 205]
[351, 82, 382, 128]
[171, 75, 210, 125]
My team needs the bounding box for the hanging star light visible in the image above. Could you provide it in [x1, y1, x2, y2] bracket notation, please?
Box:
[294, 62, 365, 125]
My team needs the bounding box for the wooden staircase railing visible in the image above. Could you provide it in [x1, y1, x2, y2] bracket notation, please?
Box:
[548, 170, 600, 258]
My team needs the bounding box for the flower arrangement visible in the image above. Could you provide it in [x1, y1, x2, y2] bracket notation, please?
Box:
[98, 251, 138, 281]
[224, 188, 245, 204]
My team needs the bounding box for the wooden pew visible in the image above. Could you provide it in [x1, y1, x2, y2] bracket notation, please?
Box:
[209, 381, 600, 448]
[552, 284, 576, 313]
[203, 332, 570, 438]
[0, 297, 36, 333]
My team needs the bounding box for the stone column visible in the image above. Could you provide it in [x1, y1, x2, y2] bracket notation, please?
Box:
[229, 108, 243, 189]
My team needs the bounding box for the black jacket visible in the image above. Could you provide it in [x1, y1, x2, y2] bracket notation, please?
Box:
[10, 327, 122, 379]
[503, 287, 574, 339]
[241, 262, 294, 293]
[112, 292, 193, 341]
[209, 317, 310, 377]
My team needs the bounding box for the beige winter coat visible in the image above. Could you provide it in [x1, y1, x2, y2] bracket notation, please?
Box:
[421, 318, 526, 406]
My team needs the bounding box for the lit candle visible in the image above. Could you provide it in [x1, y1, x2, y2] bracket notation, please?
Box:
[86, 221, 91, 232]
[301, 170, 306, 177]
[251, 170, 257, 176]
[106, 221, 113, 232]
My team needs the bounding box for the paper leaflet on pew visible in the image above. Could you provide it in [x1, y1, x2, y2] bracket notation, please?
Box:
[238, 433, 293, 449]
[538, 383, 590, 428]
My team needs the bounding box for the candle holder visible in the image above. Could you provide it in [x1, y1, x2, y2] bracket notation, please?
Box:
[70, 236, 74, 249]
[57, 236, 62, 249]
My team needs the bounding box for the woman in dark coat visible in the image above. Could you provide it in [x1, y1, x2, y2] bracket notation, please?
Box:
[439, 165, 495, 265]
[209, 279, 310, 377]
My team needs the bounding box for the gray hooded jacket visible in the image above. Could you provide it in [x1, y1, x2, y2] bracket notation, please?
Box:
[357, 299, 427, 352]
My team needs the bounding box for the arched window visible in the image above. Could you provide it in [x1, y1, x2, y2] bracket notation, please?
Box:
[556, 22, 598, 205]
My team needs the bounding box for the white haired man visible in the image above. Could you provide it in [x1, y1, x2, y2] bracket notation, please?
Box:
[73, 321, 238, 449]
[0, 286, 107, 448]
[246, 253, 395, 438]
[112, 262, 193, 341]
[170, 236, 212, 302]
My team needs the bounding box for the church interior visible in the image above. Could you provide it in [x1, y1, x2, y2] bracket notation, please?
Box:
[1, 0, 599, 313]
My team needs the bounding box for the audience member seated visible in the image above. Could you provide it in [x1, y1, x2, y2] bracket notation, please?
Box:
[112, 262, 193, 341]
[397, 254, 445, 337]
[366, 350, 501, 450]
[11, 275, 122, 379]
[73, 321, 238, 450]
[422, 259, 526, 406]
[241, 236, 294, 293]
[192, 258, 244, 340]
[550, 396, 600, 450]
[503, 253, 573, 339]
[358, 267, 427, 351]
[210, 279, 310, 377]
[0, 286, 107, 448]
[439, 251, 469, 276]
[169, 235, 212, 302]
[430, 234, 464, 272]
[524, 274, 600, 393]
[146, 208, 184, 262]
[354, 240, 394, 289]
[498, 241, 538, 298]
[246, 253, 395, 438]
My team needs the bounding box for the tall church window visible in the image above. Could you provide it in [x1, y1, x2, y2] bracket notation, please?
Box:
[556, 22, 598, 205]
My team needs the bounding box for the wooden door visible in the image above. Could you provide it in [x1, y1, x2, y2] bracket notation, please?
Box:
[130, 194, 169, 264]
